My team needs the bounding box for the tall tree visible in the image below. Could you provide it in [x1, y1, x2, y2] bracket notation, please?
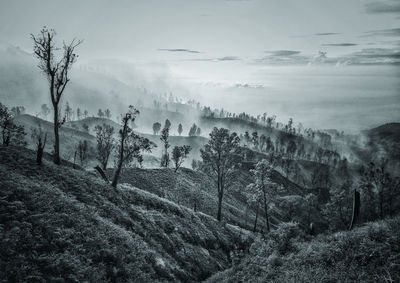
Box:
[178, 123, 183, 136]
[246, 159, 280, 232]
[104, 109, 111, 119]
[111, 106, 154, 188]
[97, 109, 104, 118]
[164, 119, 171, 129]
[160, 126, 170, 167]
[32, 27, 82, 165]
[77, 140, 89, 167]
[200, 127, 240, 221]
[171, 145, 191, 172]
[76, 107, 81, 120]
[94, 124, 115, 170]
[188, 123, 197, 136]
[152, 122, 161, 135]
[65, 102, 72, 121]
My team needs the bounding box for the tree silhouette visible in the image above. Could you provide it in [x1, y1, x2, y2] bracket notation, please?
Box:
[32, 27, 82, 165]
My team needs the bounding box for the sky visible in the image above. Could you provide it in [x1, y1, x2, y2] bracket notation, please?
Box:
[0, 0, 399, 131]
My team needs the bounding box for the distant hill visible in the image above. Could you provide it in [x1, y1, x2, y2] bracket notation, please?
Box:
[365, 122, 400, 143]
[363, 122, 400, 175]
[0, 146, 252, 282]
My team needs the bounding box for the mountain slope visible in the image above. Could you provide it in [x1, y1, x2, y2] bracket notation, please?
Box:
[0, 146, 252, 282]
[207, 219, 400, 282]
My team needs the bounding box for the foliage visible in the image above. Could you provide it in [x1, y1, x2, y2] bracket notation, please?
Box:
[171, 145, 191, 172]
[0, 103, 26, 146]
[112, 106, 155, 187]
[152, 122, 161, 135]
[160, 126, 170, 167]
[200, 127, 241, 221]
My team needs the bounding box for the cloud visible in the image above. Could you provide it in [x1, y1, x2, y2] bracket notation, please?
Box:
[182, 56, 240, 62]
[314, 32, 340, 36]
[290, 32, 340, 38]
[265, 50, 301, 56]
[363, 28, 400, 37]
[255, 48, 400, 66]
[366, 1, 400, 14]
[322, 43, 358, 47]
[216, 56, 240, 61]
[337, 48, 400, 65]
[158, 48, 201, 54]
[233, 83, 265, 89]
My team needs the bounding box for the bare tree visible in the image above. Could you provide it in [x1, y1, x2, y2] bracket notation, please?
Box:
[31, 27, 82, 165]
[77, 140, 89, 167]
[31, 123, 47, 165]
[94, 124, 115, 170]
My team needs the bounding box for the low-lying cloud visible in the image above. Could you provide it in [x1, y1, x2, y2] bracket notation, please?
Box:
[366, 0, 400, 14]
[158, 48, 201, 54]
[266, 50, 301, 56]
[364, 28, 400, 37]
[322, 43, 357, 47]
[315, 32, 340, 36]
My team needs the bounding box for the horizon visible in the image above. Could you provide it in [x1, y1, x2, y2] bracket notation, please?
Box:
[0, 0, 399, 132]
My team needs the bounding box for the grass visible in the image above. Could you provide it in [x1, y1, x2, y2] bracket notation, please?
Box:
[0, 145, 252, 282]
[207, 219, 400, 282]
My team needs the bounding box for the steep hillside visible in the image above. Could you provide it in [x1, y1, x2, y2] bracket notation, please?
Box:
[207, 219, 400, 282]
[360, 123, 400, 176]
[0, 146, 252, 282]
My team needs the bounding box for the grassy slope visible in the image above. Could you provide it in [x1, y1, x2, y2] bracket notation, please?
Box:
[113, 162, 304, 232]
[207, 219, 400, 283]
[0, 146, 252, 282]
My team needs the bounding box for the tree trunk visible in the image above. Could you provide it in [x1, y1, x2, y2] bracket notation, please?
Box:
[95, 165, 109, 182]
[53, 105, 61, 165]
[111, 157, 123, 188]
[217, 193, 223, 221]
[36, 146, 44, 165]
[253, 201, 259, 232]
[349, 190, 360, 230]
[263, 188, 270, 232]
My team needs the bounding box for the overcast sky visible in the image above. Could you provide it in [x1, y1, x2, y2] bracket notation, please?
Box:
[0, 0, 399, 61]
[0, 0, 399, 131]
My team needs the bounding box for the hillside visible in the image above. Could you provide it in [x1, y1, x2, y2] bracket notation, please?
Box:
[0, 146, 252, 282]
[13, 114, 208, 167]
[113, 162, 305, 232]
[207, 219, 400, 282]
[361, 122, 400, 176]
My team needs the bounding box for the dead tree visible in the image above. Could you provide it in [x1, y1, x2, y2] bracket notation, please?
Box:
[32, 27, 82, 165]
[349, 190, 360, 230]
